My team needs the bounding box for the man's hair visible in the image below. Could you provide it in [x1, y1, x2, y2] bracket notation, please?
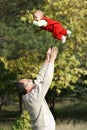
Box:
[17, 82, 27, 95]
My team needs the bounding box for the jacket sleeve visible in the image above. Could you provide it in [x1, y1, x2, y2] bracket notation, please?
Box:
[34, 62, 48, 85]
[34, 62, 54, 100]
[33, 20, 47, 27]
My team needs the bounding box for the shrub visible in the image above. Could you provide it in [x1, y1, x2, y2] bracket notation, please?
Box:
[12, 110, 32, 130]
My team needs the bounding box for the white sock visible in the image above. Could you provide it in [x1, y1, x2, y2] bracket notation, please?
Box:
[67, 30, 72, 37]
[61, 36, 66, 43]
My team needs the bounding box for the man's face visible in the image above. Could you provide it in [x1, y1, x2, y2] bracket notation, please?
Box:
[19, 79, 34, 93]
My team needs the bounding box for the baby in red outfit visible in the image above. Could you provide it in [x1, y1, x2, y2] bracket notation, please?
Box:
[33, 10, 72, 43]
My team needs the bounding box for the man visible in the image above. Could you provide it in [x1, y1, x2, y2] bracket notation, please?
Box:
[17, 46, 58, 130]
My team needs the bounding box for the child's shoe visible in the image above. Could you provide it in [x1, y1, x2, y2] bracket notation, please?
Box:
[67, 30, 72, 37]
[61, 36, 66, 43]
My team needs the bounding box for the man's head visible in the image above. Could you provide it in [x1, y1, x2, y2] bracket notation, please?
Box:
[17, 79, 35, 95]
[33, 10, 44, 21]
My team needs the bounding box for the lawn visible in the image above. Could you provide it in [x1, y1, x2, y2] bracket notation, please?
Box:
[54, 100, 87, 121]
[0, 100, 87, 130]
[55, 100, 87, 130]
[56, 120, 87, 130]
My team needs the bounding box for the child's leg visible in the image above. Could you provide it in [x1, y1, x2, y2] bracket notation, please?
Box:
[62, 28, 72, 37]
[53, 23, 65, 40]
[53, 23, 67, 43]
[67, 30, 72, 37]
[54, 34, 66, 43]
[61, 28, 67, 36]
[61, 35, 66, 43]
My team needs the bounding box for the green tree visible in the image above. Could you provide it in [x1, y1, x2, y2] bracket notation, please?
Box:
[0, 58, 17, 110]
[0, 0, 86, 111]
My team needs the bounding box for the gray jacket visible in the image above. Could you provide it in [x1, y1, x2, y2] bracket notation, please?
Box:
[23, 62, 56, 130]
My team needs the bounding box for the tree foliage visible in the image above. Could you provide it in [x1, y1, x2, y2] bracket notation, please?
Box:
[0, 0, 87, 109]
[12, 110, 32, 130]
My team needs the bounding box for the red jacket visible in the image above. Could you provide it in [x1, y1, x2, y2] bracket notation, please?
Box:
[41, 16, 67, 40]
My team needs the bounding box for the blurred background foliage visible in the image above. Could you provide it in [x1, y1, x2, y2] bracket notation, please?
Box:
[0, 0, 87, 110]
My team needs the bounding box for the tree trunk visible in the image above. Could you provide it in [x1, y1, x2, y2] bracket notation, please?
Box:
[19, 94, 22, 114]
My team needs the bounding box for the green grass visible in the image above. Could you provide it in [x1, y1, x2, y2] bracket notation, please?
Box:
[0, 100, 87, 130]
[54, 100, 87, 122]
[0, 120, 87, 130]
[56, 120, 87, 130]
[0, 121, 13, 130]
[54, 100, 87, 130]
[0, 103, 20, 118]
[0, 104, 19, 130]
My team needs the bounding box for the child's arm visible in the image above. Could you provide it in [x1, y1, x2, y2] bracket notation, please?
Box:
[33, 20, 47, 27]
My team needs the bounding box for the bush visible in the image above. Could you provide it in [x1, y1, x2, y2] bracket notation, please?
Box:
[12, 110, 32, 130]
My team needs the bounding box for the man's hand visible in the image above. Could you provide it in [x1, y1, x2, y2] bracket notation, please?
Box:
[45, 46, 58, 64]
[45, 48, 51, 63]
[50, 46, 58, 63]
[46, 48, 51, 61]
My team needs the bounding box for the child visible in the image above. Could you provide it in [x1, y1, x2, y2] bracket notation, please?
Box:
[33, 10, 72, 43]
